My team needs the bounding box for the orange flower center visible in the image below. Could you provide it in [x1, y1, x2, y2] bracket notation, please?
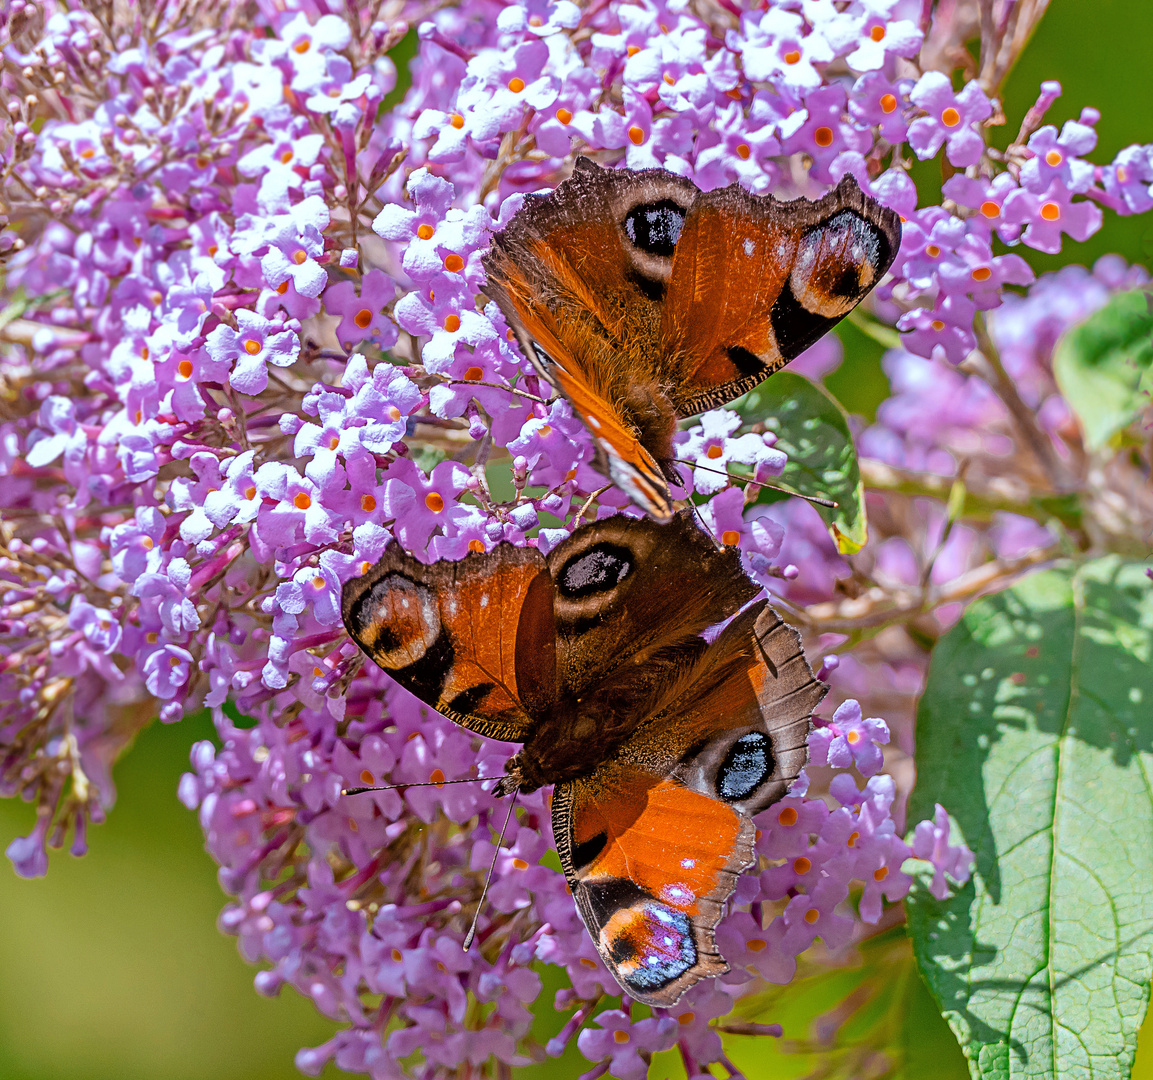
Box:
[980, 200, 1000, 218]
[1040, 201, 1061, 221]
[538, 424, 552, 437]
[361, 494, 376, 512]
[880, 93, 897, 114]
[804, 908, 820, 924]
[847, 831, 859, 848]
[931, 319, 946, 332]
[783, 49, 801, 64]
[678, 1012, 695, 1026]
[360, 769, 374, 784]
[721, 529, 740, 546]
[613, 1031, 630, 1045]
[293, 38, 310, 54]
[355, 309, 373, 328]
[925, 244, 941, 258]
[443, 314, 461, 332]
[450, 113, 465, 129]
[294, 493, 311, 510]
[244, 339, 261, 355]
[425, 492, 445, 512]
[508, 77, 525, 93]
[628, 125, 645, 145]
[245, 485, 257, 500]
[556, 107, 573, 124]
[1045, 150, 1063, 166]
[313, 575, 325, 589]
[463, 366, 483, 381]
[417, 223, 435, 240]
[141, 537, 154, 550]
[874, 866, 890, 882]
[870, 24, 886, 41]
[387, 406, 401, 421]
[291, 249, 307, 265]
[736, 143, 751, 160]
[706, 444, 724, 459]
[627, 45, 641, 57]
[814, 126, 834, 147]
[778, 806, 798, 826]
[846, 729, 861, 744]
[276, 281, 289, 295]
[468, 539, 485, 553]
[429, 769, 446, 786]
[794, 856, 812, 874]
[941, 107, 961, 127]
[512, 858, 529, 870]
[444, 253, 465, 273]
[177, 359, 194, 379]
[971, 266, 992, 282]
[747, 939, 767, 952]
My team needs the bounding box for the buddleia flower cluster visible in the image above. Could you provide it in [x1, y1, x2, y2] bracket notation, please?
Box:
[2, 0, 1152, 1076]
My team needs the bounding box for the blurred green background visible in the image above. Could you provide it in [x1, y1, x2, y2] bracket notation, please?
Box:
[6, 4, 1153, 1077]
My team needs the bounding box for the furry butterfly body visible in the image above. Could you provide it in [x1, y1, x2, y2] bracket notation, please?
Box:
[483, 159, 902, 520]
[341, 514, 826, 1004]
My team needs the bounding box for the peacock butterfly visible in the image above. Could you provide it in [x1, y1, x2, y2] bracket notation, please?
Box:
[341, 513, 826, 1005]
[482, 159, 902, 520]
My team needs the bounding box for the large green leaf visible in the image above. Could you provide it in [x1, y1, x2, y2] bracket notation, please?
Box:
[737, 371, 867, 554]
[907, 558, 1153, 1080]
[1052, 290, 1153, 450]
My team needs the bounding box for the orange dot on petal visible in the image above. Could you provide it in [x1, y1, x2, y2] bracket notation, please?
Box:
[292, 249, 307, 265]
[512, 858, 529, 870]
[354, 309, 373, 328]
[276, 281, 289, 295]
[925, 244, 941, 258]
[444, 253, 464, 273]
[177, 359, 194, 379]
[931, 320, 946, 332]
[450, 113, 465, 129]
[721, 530, 740, 546]
[814, 126, 833, 147]
[556, 108, 573, 124]
[360, 769, 374, 785]
[294, 492, 311, 510]
[1045, 150, 1063, 166]
[804, 908, 820, 924]
[468, 539, 485, 553]
[628, 125, 645, 145]
[706, 444, 724, 459]
[391, 948, 402, 962]
[417, 223, 435, 239]
[387, 406, 401, 421]
[538, 424, 552, 437]
[429, 769, 446, 786]
[463, 366, 483, 381]
[747, 939, 767, 952]
[627, 45, 641, 56]
[1040, 201, 1061, 221]
[508, 77, 525, 93]
[361, 494, 377, 512]
[874, 866, 889, 881]
[794, 856, 812, 874]
[141, 536, 154, 550]
[425, 492, 445, 512]
[778, 806, 798, 826]
[663, 72, 675, 85]
[678, 1013, 695, 1026]
[980, 200, 1000, 218]
[972, 266, 992, 282]
[244, 486, 257, 500]
[313, 575, 325, 589]
[846, 729, 861, 744]
[244, 339, 261, 355]
[941, 107, 961, 127]
[444, 314, 461, 333]
[783, 49, 801, 64]
[736, 143, 751, 160]
[870, 24, 886, 41]
[613, 1031, 630, 1044]
[847, 831, 859, 848]
[880, 93, 897, 113]
[293, 38, 310, 54]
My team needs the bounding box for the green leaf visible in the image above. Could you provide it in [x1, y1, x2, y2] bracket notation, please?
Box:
[1052, 290, 1153, 451]
[737, 371, 867, 554]
[907, 557, 1153, 1080]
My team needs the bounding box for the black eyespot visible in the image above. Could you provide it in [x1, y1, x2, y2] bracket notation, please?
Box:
[770, 278, 839, 362]
[623, 200, 686, 257]
[727, 345, 765, 378]
[716, 732, 773, 802]
[557, 542, 633, 599]
[811, 210, 888, 294]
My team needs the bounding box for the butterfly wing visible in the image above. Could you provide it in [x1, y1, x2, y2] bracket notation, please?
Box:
[662, 175, 902, 416]
[551, 600, 825, 1005]
[341, 544, 556, 742]
[484, 158, 701, 520]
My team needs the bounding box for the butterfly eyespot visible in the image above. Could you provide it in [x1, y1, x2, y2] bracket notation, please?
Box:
[557, 543, 633, 600]
[623, 200, 686, 256]
[716, 731, 774, 802]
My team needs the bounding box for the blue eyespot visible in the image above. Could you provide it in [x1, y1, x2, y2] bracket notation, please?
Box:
[716, 731, 773, 801]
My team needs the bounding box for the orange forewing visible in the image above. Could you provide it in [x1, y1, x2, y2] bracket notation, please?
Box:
[341, 545, 553, 743]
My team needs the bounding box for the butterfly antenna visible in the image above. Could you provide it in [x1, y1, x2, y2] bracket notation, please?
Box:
[671, 458, 837, 509]
[341, 776, 491, 796]
[463, 787, 519, 950]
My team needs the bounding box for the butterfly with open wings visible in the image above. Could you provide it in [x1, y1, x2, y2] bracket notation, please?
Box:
[483, 159, 901, 520]
[341, 513, 826, 1005]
